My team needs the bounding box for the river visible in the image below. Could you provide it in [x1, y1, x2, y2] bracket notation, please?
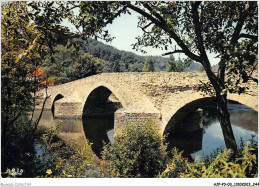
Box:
[34, 102, 258, 158]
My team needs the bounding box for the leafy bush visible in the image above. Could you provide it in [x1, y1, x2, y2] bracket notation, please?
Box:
[35, 124, 106, 178]
[102, 121, 168, 178]
[159, 137, 258, 178]
[1, 116, 42, 177]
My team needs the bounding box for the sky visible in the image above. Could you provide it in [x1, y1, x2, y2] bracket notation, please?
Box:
[102, 10, 167, 57]
[63, 9, 219, 65]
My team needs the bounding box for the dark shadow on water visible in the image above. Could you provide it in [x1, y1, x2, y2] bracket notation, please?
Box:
[82, 116, 114, 157]
[165, 103, 258, 159]
[82, 88, 122, 157]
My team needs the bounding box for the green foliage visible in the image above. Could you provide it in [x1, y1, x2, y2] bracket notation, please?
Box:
[35, 124, 106, 178]
[166, 55, 193, 72]
[76, 1, 258, 94]
[1, 116, 42, 177]
[102, 121, 168, 178]
[47, 76, 61, 85]
[166, 55, 176, 72]
[48, 38, 199, 73]
[159, 138, 258, 178]
[196, 81, 216, 96]
[1, 1, 76, 144]
[83, 38, 171, 72]
[142, 56, 155, 72]
[42, 45, 102, 84]
[1, 2, 40, 141]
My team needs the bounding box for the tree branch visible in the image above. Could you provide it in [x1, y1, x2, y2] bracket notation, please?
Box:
[125, 2, 162, 28]
[142, 22, 153, 30]
[104, 5, 128, 25]
[191, 2, 221, 91]
[248, 77, 258, 84]
[247, 60, 258, 84]
[239, 33, 258, 41]
[231, 3, 253, 44]
[141, 2, 166, 24]
[191, 2, 209, 65]
[219, 2, 253, 82]
[162, 50, 185, 56]
[28, 85, 50, 141]
[125, 2, 201, 62]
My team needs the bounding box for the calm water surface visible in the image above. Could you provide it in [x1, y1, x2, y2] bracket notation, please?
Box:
[166, 103, 258, 159]
[35, 103, 258, 158]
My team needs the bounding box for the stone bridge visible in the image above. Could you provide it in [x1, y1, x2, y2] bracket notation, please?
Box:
[36, 72, 258, 135]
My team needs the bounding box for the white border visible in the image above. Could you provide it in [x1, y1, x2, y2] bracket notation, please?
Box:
[1, 178, 260, 187]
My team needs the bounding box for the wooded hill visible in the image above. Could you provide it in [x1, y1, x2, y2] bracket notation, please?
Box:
[81, 38, 202, 72]
[41, 38, 203, 84]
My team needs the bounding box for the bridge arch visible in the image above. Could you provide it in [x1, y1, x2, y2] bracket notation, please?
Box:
[51, 94, 64, 117]
[80, 82, 127, 116]
[163, 96, 215, 134]
[82, 85, 123, 118]
[227, 94, 258, 112]
[163, 93, 258, 135]
[81, 84, 124, 156]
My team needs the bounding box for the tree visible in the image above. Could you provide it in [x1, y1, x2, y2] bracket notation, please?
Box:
[1, 1, 72, 172]
[102, 121, 168, 178]
[41, 45, 102, 84]
[1, 1, 77, 147]
[111, 60, 121, 72]
[166, 55, 176, 72]
[166, 55, 193, 72]
[75, 1, 258, 153]
[142, 56, 155, 72]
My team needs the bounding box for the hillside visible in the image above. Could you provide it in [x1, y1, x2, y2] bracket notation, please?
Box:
[81, 38, 201, 72]
[41, 38, 204, 85]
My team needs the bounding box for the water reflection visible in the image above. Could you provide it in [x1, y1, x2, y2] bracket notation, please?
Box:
[34, 110, 114, 157]
[82, 117, 114, 157]
[166, 110, 203, 157]
[33, 110, 87, 148]
[35, 103, 258, 158]
[165, 103, 258, 159]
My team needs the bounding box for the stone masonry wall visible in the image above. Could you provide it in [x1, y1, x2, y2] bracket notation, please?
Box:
[114, 111, 161, 134]
[36, 72, 258, 135]
[55, 100, 82, 119]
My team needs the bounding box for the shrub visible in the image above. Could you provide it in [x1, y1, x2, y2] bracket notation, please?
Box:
[1, 116, 41, 177]
[159, 138, 258, 178]
[102, 121, 168, 178]
[35, 124, 106, 178]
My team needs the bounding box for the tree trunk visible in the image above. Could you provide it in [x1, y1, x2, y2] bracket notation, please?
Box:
[216, 92, 238, 153]
[203, 63, 238, 153]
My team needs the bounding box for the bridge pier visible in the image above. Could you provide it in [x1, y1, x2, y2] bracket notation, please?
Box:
[114, 108, 162, 135]
[54, 98, 83, 119]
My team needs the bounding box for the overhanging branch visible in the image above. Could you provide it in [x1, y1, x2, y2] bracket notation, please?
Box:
[219, 3, 254, 82]
[191, 2, 209, 64]
[142, 22, 153, 30]
[239, 33, 258, 41]
[162, 50, 184, 56]
[230, 3, 253, 44]
[105, 5, 128, 25]
[141, 2, 166, 24]
[125, 2, 201, 62]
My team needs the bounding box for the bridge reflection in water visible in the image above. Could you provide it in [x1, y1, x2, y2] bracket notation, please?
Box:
[165, 102, 258, 159]
[34, 101, 258, 158]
